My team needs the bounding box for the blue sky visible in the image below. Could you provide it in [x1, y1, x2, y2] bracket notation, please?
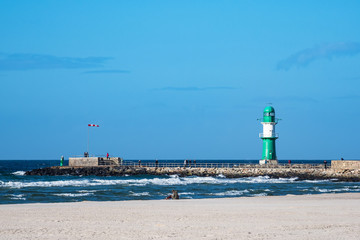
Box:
[1, 1, 360, 160]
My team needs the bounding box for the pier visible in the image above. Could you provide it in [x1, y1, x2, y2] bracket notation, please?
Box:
[25, 160, 360, 182]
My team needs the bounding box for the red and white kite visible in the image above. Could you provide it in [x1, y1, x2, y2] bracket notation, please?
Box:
[88, 124, 99, 127]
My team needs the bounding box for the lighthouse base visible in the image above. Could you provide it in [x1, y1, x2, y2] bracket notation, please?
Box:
[259, 159, 278, 165]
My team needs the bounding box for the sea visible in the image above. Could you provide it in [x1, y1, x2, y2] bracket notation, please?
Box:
[1, 160, 360, 204]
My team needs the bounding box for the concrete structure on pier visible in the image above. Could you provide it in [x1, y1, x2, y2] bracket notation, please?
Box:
[331, 160, 360, 170]
[69, 157, 122, 167]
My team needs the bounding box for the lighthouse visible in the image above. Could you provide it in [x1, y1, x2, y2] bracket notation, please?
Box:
[259, 106, 279, 165]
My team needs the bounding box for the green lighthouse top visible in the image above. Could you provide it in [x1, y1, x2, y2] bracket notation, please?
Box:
[263, 106, 275, 122]
[264, 106, 275, 113]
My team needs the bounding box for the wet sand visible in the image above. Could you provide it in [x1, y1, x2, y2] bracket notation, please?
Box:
[0, 193, 359, 239]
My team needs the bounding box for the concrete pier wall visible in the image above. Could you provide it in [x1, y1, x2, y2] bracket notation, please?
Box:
[331, 160, 360, 170]
[69, 157, 99, 167]
[69, 157, 121, 167]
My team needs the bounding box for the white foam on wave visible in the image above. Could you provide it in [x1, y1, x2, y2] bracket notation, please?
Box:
[77, 190, 97, 193]
[9, 194, 26, 200]
[303, 179, 333, 183]
[0, 175, 302, 189]
[179, 192, 195, 195]
[0, 179, 95, 188]
[12, 171, 26, 176]
[54, 192, 94, 197]
[316, 187, 360, 193]
[129, 191, 150, 197]
[211, 190, 250, 196]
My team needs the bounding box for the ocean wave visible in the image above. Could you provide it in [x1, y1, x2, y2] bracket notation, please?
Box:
[299, 185, 360, 193]
[77, 190, 97, 193]
[0, 179, 95, 188]
[0, 176, 311, 189]
[54, 192, 94, 197]
[316, 187, 360, 193]
[90, 176, 299, 186]
[12, 171, 26, 176]
[211, 190, 250, 196]
[129, 191, 150, 197]
[252, 193, 268, 197]
[179, 192, 195, 195]
[8, 194, 26, 200]
[303, 179, 334, 183]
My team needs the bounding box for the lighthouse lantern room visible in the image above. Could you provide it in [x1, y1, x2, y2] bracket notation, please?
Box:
[259, 106, 279, 165]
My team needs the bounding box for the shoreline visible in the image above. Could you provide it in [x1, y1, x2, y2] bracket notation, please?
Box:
[0, 193, 359, 239]
[2, 191, 360, 205]
[1, 191, 360, 206]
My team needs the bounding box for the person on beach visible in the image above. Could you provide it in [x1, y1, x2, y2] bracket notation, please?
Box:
[288, 160, 291, 166]
[155, 159, 159, 168]
[166, 190, 180, 200]
[106, 153, 109, 159]
[60, 156, 64, 166]
[172, 190, 179, 199]
[138, 160, 141, 167]
[184, 159, 187, 168]
[324, 160, 327, 169]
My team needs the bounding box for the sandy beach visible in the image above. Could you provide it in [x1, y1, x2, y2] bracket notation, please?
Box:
[0, 193, 359, 240]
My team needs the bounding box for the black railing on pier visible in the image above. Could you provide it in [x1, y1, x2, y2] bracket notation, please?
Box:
[120, 161, 330, 169]
[71, 156, 331, 169]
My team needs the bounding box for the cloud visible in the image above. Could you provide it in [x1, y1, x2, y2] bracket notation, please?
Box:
[277, 42, 360, 70]
[154, 86, 237, 91]
[0, 53, 112, 71]
[83, 70, 130, 74]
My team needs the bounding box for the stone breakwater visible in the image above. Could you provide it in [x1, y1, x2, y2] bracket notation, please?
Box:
[25, 166, 360, 182]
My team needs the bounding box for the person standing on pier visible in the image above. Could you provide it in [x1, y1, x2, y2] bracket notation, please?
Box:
[324, 160, 327, 169]
[155, 159, 159, 168]
[138, 160, 141, 167]
[60, 156, 64, 167]
[106, 153, 109, 159]
[184, 159, 187, 168]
